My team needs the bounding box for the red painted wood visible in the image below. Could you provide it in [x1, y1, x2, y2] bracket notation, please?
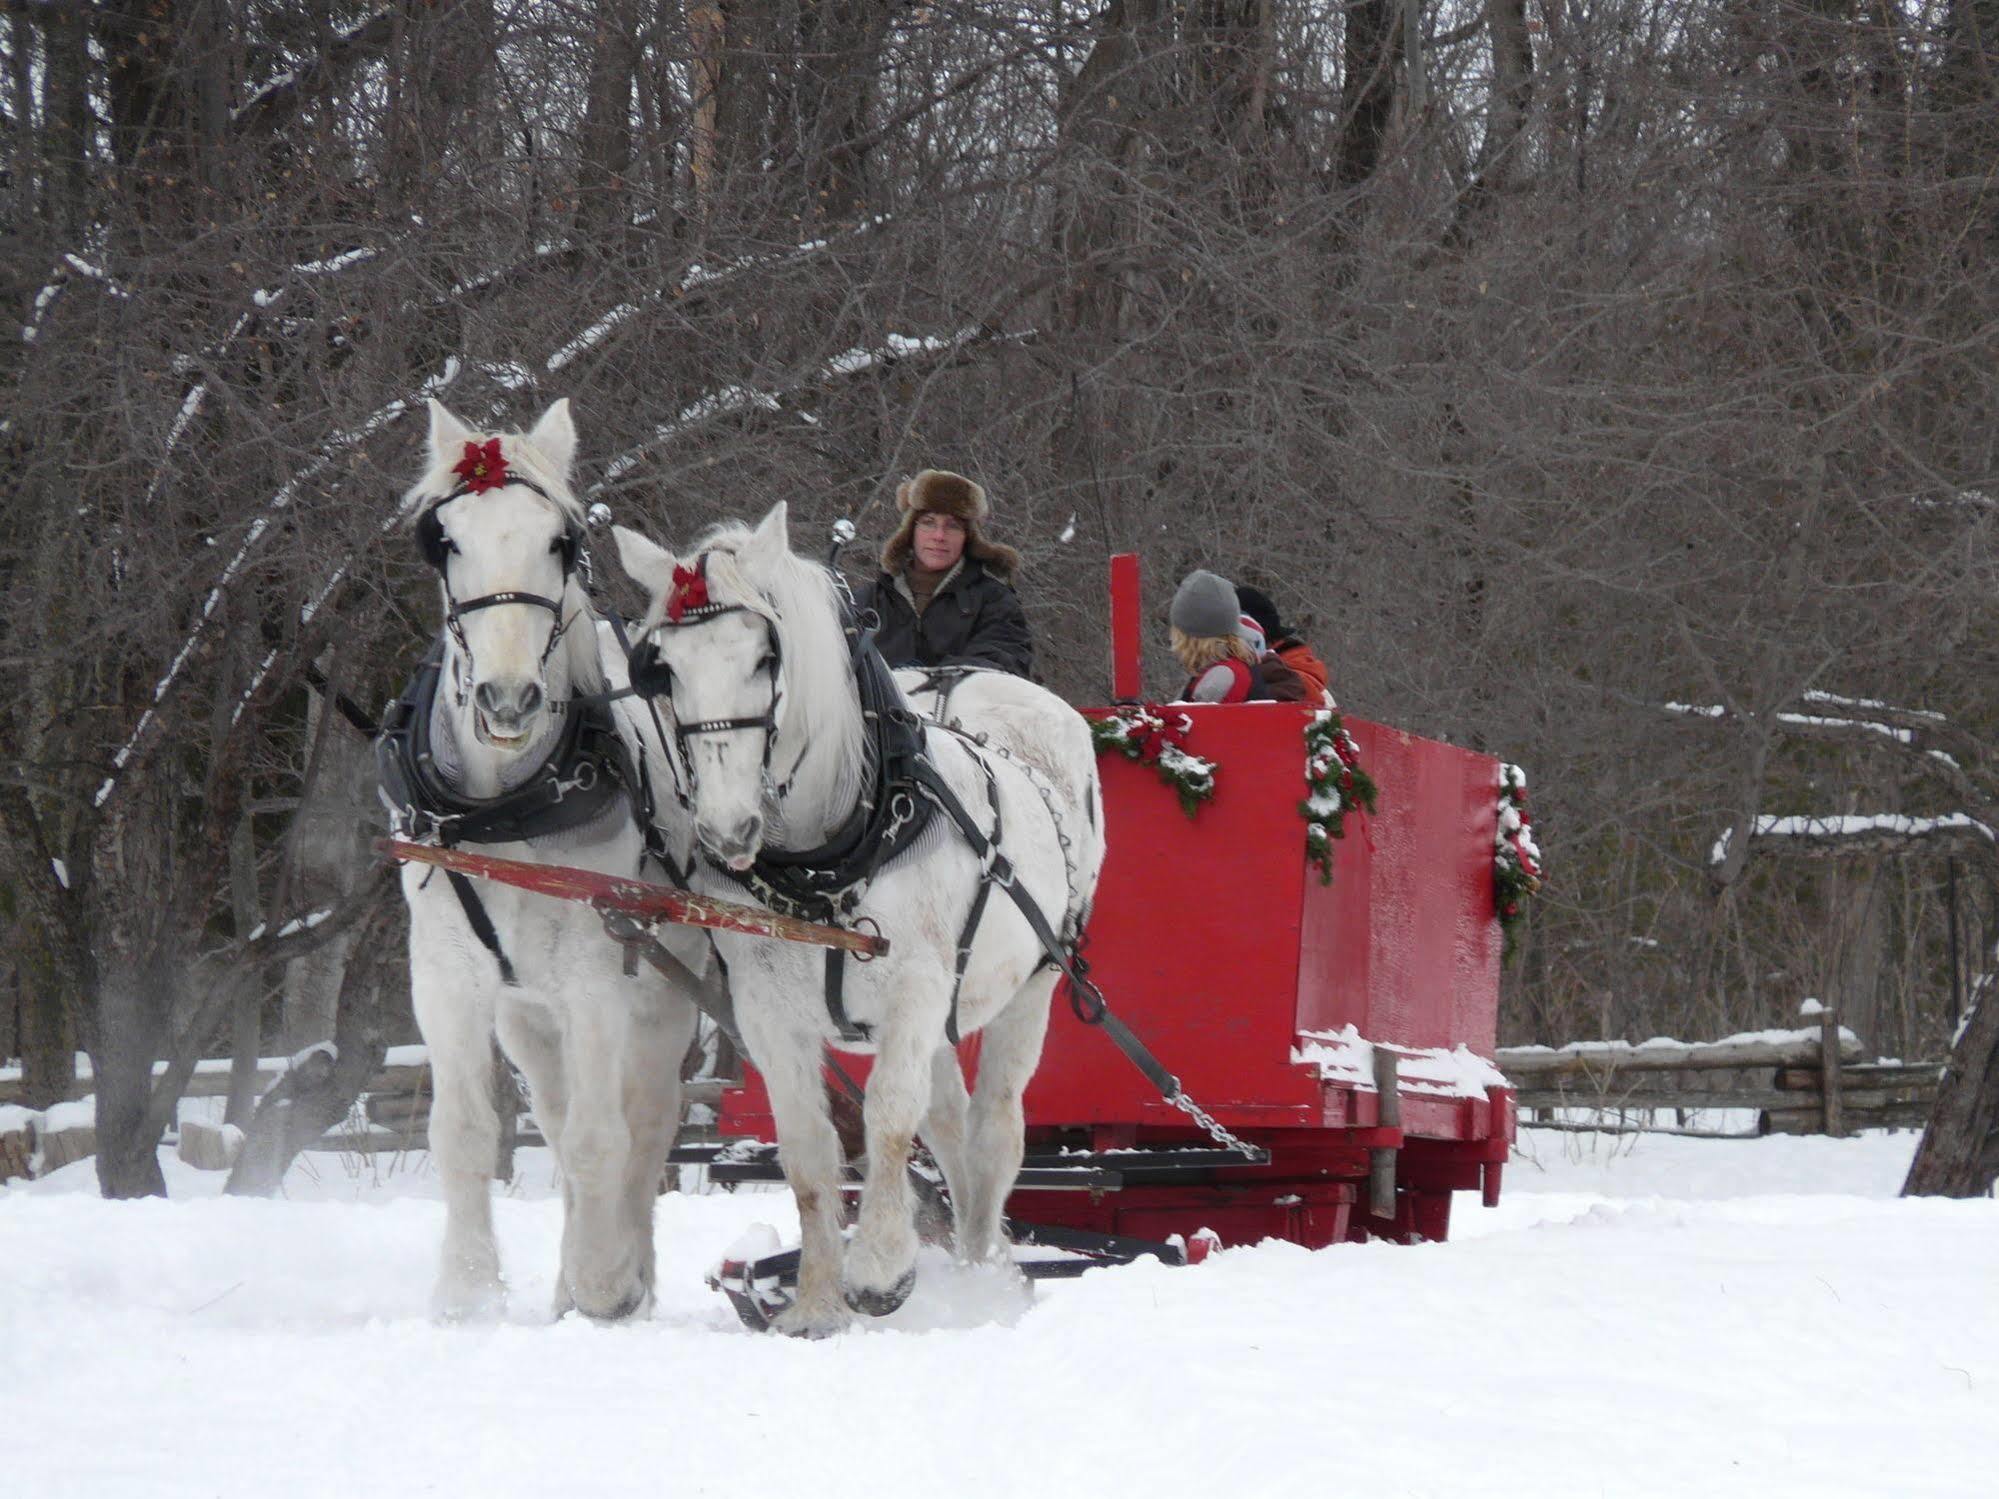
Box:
[1108, 552, 1141, 701]
[711, 697, 1516, 1245]
[376, 838, 889, 955]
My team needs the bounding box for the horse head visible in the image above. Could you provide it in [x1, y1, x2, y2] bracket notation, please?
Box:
[618, 500, 870, 872]
[408, 399, 595, 759]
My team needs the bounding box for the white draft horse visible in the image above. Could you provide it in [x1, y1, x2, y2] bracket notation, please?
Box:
[613, 504, 1104, 1336]
[386, 399, 704, 1321]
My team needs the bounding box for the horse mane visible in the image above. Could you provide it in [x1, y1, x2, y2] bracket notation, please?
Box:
[402, 425, 604, 696]
[693, 519, 872, 837]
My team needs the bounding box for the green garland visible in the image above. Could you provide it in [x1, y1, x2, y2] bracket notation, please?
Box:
[1494, 762, 1543, 959]
[1301, 708, 1378, 884]
[1088, 706, 1216, 817]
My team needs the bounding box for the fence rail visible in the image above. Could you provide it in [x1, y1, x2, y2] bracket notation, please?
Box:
[1497, 1010, 1941, 1137]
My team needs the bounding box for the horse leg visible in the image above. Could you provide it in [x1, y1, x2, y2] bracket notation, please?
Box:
[496, 1000, 575, 1319]
[922, 1043, 973, 1250]
[413, 975, 506, 1321]
[843, 1008, 936, 1316]
[615, 991, 699, 1315]
[751, 1022, 850, 1338]
[552, 966, 661, 1322]
[958, 969, 1058, 1264]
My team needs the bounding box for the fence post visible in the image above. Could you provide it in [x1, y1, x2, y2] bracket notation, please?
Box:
[1819, 1005, 1844, 1138]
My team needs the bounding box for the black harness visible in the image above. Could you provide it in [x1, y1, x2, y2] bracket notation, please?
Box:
[376, 641, 646, 985]
[381, 474, 664, 986]
[632, 562, 940, 1040]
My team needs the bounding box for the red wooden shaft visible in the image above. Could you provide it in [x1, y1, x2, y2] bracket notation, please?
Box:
[1109, 552, 1141, 702]
[375, 838, 889, 957]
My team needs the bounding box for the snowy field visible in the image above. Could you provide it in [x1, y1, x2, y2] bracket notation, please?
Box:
[6, 1128, 1995, 1499]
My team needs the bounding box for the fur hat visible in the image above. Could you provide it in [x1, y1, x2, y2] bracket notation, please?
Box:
[881, 468, 1021, 578]
[1170, 569, 1241, 640]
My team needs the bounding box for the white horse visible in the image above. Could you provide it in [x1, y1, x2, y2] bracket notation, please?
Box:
[387, 398, 704, 1322]
[613, 503, 1104, 1336]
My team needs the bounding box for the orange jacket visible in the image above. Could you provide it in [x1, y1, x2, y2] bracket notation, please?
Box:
[1274, 638, 1331, 699]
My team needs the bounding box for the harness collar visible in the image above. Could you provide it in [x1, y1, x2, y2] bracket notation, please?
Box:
[376, 639, 636, 848]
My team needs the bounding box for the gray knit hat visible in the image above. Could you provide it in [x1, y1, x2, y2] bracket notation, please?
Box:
[1170, 569, 1241, 638]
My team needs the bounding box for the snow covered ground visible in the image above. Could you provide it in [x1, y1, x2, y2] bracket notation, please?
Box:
[5, 1129, 1994, 1499]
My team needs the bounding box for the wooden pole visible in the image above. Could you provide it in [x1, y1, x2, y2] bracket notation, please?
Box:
[1819, 1005, 1844, 1138]
[1109, 552, 1141, 702]
[376, 839, 889, 957]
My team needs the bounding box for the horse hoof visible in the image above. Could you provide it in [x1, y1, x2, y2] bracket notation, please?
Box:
[772, 1301, 850, 1339]
[577, 1285, 651, 1323]
[844, 1266, 917, 1318]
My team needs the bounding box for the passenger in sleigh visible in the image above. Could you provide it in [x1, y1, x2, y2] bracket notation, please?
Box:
[1168, 570, 1312, 704]
[1235, 582, 1333, 703]
[854, 468, 1034, 677]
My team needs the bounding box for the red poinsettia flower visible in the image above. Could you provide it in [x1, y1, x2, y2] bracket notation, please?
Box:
[453, 438, 509, 494]
[666, 562, 709, 622]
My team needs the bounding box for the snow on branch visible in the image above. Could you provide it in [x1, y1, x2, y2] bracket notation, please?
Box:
[1710, 813, 1997, 868]
[96, 360, 463, 809]
[231, 6, 398, 133]
[596, 325, 1017, 487]
[1802, 690, 1946, 723]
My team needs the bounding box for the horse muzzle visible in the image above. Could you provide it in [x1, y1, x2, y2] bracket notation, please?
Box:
[699, 814, 765, 872]
[473, 678, 546, 747]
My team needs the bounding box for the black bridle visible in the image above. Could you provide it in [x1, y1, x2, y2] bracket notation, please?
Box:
[416, 477, 583, 707]
[628, 554, 792, 801]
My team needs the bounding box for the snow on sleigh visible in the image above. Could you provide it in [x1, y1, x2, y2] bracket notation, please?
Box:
[682, 558, 1518, 1325]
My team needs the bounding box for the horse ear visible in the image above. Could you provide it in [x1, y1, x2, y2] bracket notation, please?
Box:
[612, 524, 678, 600]
[525, 398, 578, 476]
[748, 500, 790, 562]
[427, 400, 474, 466]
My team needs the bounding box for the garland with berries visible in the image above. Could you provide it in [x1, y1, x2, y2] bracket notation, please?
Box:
[1494, 762, 1543, 958]
[1301, 708, 1378, 883]
[1088, 705, 1216, 817]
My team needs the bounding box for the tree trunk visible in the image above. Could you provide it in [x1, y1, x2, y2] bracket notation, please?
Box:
[225, 894, 396, 1196]
[1903, 985, 1999, 1199]
[280, 698, 379, 1054]
[89, 955, 171, 1199]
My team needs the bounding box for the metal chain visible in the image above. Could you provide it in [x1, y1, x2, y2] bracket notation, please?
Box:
[1168, 1087, 1264, 1159]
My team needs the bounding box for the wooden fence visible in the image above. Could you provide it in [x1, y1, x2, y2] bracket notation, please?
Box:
[4, 1010, 1944, 1183]
[1496, 1009, 1941, 1138]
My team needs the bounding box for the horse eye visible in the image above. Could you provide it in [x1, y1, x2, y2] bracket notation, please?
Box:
[757, 651, 777, 672]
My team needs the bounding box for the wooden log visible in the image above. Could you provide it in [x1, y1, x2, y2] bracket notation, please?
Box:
[1774, 1063, 1943, 1091]
[1819, 1008, 1844, 1138]
[1516, 1086, 1805, 1113]
[37, 1123, 95, 1174]
[1497, 1031, 1863, 1079]
[0, 1125, 32, 1183]
[1530, 1086, 1930, 1115]
[177, 1118, 244, 1171]
[1763, 1103, 1934, 1136]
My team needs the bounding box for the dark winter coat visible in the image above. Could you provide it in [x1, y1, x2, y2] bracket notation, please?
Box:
[855, 558, 1034, 677]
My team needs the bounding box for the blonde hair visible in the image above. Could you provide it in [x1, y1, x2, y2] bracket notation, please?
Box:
[1170, 626, 1256, 675]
